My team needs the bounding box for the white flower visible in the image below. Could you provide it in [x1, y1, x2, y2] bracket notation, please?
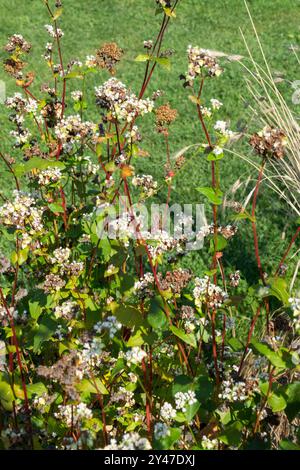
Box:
[213, 146, 223, 156]
[94, 316, 122, 339]
[124, 347, 147, 366]
[104, 432, 151, 450]
[193, 276, 228, 309]
[44, 24, 64, 39]
[154, 422, 170, 439]
[71, 90, 83, 102]
[85, 55, 97, 68]
[95, 78, 154, 123]
[160, 402, 176, 421]
[0, 191, 43, 233]
[210, 98, 223, 110]
[55, 403, 92, 427]
[37, 167, 62, 186]
[54, 301, 77, 320]
[214, 120, 232, 136]
[51, 247, 71, 265]
[174, 391, 197, 412]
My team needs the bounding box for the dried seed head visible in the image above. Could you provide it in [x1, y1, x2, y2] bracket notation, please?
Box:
[175, 154, 186, 170]
[155, 103, 177, 134]
[96, 42, 123, 75]
[249, 126, 287, 160]
[4, 34, 31, 54]
[158, 268, 192, 294]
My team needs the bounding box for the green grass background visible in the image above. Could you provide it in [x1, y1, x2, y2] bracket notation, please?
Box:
[0, 0, 299, 279]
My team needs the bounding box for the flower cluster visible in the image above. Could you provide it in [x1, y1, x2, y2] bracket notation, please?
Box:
[0, 191, 43, 233]
[43, 274, 66, 293]
[132, 174, 158, 198]
[110, 386, 135, 408]
[71, 90, 83, 102]
[250, 126, 287, 160]
[183, 45, 223, 86]
[51, 247, 71, 265]
[134, 272, 155, 299]
[289, 297, 300, 332]
[174, 391, 197, 412]
[55, 403, 92, 427]
[104, 432, 151, 450]
[229, 270, 241, 287]
[95, 78, 154, 123]
[44, 24, 64, 39]
[214, 120, 233, 137]
[54, 301, 78, 320]
[193, 276, 228, 309]
[55, 115, 97, 152]
[218, 370, 259, 403]
[80, 337, 104, 369]
[160, 402, 177, 421]
[123, 347, 147, 366]
[180, 305, 200, 333]
[37, 167, 63, 186]
[154, 422, 170, 439]
[4, 34, 31, 54]
[158, 268, 192, 294]
[94, 316, 122, 339]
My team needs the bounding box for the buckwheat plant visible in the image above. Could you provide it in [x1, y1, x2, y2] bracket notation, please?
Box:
[0, 0, 299, 452]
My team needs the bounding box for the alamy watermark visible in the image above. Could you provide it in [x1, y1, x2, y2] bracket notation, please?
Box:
[85, 197, 209, 253]
[292, 80, 300, 104]
[0, 80, 6, 104]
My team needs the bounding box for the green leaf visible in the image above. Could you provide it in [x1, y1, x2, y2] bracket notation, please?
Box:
[267, 277, 290, 306]
[267, 393, 287, 412]
[13, 158, 64, 177]
[115, 305, 145, 329]
[196, 186, 223, 205]
[228, 337, 244, 352]
[163, 6, 176, 17]
[207, 150, 224, 162]
[172, 375, 193, 396]
[126, 330, 144, 347]
[250, 339, 286, 368]
[65, 70, 84, 79]
[48, 203, 65, 213]
[209, 235, 227, 253]
[11, 248, 29, 266]
[135, 54, 150, 62]
[33, 317, 57, 352]
[29, 301, 42, 321]
[279, 440, 300, 450]
[219, 422, 243, 447]
[76, 378, 108, 395]
[26, 382, 47, 398]
[147, 296, 167, 330]
[284, 382, 300, 421]
[170, 325, 197, 348]
[154, 428, 181, 450]
[0, 378, 14, 411]
[155, 57, 171, 71]
[52, 7, 63, 20]
[185, 400, 200, 421]
[230, 211, 255, 223]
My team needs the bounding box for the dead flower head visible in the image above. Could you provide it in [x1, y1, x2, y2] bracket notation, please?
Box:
[249, 126, 287, 160]
[155, 103, 177, 134]
[96, 42, 123, 75]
